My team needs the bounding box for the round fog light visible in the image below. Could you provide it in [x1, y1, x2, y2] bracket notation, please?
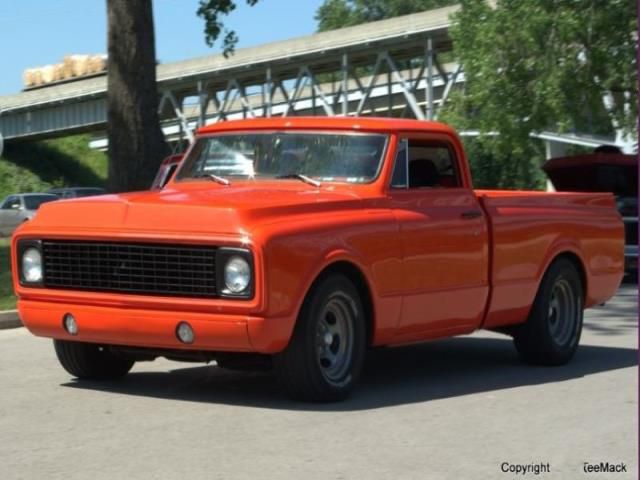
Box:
[63, 313, 78, 335]
[176, 322, 194, 344]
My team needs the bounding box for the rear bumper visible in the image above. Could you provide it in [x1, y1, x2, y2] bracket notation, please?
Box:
[18, 299, 293, 354]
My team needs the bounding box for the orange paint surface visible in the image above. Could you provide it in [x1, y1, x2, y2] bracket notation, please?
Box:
[11, 117, 624, 353]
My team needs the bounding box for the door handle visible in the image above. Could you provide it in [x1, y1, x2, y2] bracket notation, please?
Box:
[461, 210, 482, 220]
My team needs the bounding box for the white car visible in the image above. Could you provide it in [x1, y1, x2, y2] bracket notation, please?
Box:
[0, 193, 58, 237]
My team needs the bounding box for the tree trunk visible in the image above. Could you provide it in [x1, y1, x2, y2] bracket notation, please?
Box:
[107, 0, 168, 193]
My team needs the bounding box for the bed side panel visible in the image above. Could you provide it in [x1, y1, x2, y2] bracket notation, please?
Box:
[477, 190, 623, 328]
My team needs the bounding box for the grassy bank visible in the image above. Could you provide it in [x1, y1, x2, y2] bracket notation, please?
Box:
[0, 134, 107, 200]
[0, 239, 15, 310]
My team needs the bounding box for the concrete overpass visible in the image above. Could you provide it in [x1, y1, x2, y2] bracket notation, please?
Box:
[0, 4, 461, 147]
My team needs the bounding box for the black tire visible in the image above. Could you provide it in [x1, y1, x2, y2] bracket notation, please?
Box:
[274, 274, 366, 402]
[513, 259, 584, 365]
[53, 340, 134, 379]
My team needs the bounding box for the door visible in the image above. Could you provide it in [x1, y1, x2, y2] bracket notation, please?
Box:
[388, 135, 490, 340]
[0, 196, 22, 236]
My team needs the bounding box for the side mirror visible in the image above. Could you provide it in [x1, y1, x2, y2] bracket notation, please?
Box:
[11, 204, 22, 210]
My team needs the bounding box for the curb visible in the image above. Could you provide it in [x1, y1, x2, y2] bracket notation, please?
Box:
[0, 310, 22, 330]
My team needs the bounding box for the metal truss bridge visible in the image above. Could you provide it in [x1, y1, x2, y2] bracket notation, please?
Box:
[0, 5, 461, 147]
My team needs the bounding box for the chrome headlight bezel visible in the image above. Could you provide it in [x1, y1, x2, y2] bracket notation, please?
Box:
[216, 247, 254, 299]
[18, 239, 44, 287]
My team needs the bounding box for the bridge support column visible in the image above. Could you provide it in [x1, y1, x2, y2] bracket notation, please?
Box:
[197, 81, 207, 128]
[265, 67, 273, 118]
[341, 53, 349, 116]
[425, 37, 434, 120]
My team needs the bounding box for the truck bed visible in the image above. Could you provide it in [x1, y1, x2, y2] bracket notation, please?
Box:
[476, 190, 624, 329]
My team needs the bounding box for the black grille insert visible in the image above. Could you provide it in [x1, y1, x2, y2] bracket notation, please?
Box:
[42, 240, 217, 298]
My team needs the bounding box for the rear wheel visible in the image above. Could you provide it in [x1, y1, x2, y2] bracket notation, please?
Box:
[274, 274, 366, 402]
[54, 340, 134, 379]
[513, 259, 584, 365]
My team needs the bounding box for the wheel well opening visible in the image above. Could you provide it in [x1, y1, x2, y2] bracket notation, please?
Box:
[553, 252, 587, 296]
[314, 261, 375, 346]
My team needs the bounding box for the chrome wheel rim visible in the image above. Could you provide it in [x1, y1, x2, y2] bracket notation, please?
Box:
[315, 293, 355, 385]
[548, 278, 579, 346]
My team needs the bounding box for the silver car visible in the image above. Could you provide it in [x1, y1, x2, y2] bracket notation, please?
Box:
[0, 193, 58, 237]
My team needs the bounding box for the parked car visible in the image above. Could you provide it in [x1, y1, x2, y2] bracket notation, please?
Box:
[12, 117, 624, 402]
[47, 187, 106, 199]
[543, 151, 637, 275]
[0, 193, 58, 236]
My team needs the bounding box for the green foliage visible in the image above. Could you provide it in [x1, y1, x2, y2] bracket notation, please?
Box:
[463, 137, 546, 190]
[448, 0, 636, 137]
[0, 239, 15, 310]
[0, 135, 107, 200]
[316, 0, 457, 31]
[197, 0, 260, 57]
[440, 0, 637, 188]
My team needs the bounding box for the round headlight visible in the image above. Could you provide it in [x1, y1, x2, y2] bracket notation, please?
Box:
[224, 256, 251, 294]
[22, 247, 43, 283]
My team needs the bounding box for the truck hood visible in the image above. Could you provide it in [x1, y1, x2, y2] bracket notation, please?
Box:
[26, 183, 364, 236]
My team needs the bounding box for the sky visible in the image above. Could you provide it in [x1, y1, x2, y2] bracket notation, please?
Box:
[0, 0, 324, 96]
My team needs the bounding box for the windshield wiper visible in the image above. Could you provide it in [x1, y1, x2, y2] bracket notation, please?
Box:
[276, 173, 321, 187]
[194, 173, 231, 186]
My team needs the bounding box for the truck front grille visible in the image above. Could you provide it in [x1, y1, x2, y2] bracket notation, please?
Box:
[42, 240, 217, 298]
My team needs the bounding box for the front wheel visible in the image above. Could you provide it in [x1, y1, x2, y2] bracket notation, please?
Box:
[274, 274, 366, 402]
[513, 259, 584, 365]
[54, 340, 134, 380]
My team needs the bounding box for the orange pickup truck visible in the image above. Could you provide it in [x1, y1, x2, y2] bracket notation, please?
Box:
[12, 117, 624, 402]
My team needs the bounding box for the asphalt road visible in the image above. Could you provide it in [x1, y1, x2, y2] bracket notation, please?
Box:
[1, 285, 637, 480]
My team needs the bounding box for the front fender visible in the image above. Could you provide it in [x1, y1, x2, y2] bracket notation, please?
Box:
[254, 213, 402, 350]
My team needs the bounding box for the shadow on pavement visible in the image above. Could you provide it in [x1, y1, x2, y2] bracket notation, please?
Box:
[583, 284, 638, 336]
[62, 335, 638, 412]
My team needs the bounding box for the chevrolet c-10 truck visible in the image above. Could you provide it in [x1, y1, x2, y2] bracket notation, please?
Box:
[12, 117, 624, 402]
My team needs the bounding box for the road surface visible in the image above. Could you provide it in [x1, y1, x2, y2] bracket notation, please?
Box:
[0, 285, 636, 479]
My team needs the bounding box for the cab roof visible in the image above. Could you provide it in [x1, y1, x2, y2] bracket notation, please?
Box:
[197, 116, 457, 136]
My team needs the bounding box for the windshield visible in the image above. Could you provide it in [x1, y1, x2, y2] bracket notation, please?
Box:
[176, 131, 388, 184]
[24, 195, 57, 210]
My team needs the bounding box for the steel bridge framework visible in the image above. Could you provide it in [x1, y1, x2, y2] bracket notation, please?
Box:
[0, 5, 461, 147]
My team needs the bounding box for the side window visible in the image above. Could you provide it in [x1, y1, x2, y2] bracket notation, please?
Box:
[1, 196, 19, 210]
[391, 139, 461, 189]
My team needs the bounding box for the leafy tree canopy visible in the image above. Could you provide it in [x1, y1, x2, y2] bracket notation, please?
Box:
[197, 0, 260, 56]
[315, 0, 457, 31]
[439, 0, 637, 188]
[443, 0, 637, 155]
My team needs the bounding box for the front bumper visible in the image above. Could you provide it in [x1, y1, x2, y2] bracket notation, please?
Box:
[18, 299, 293, 354]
